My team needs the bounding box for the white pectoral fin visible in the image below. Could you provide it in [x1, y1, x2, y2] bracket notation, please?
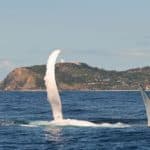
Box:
[140, 86, 150, 126]
[45, 49, 63, 121]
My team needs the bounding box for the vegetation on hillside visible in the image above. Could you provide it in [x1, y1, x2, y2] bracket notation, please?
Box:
[0, 63, 150, 90]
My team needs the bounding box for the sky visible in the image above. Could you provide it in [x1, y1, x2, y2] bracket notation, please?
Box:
[0, 0, 150, 80]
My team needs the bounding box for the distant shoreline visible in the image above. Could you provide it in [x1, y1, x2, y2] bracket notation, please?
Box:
[0, 63, 150, 92]
[0, 89, 149, 92]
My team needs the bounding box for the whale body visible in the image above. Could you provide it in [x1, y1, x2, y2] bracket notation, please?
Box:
[43, 49, 129, 128]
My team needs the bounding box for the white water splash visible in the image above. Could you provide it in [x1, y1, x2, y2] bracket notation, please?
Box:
[28, 120, 130, 128]
[48, 119, 130, 128]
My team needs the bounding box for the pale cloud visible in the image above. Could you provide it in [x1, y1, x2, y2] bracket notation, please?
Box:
[0, 59, 15, 80]
[0, 59, 14, 69]
[63, 48, 150, 58]
[121, 49, 150, 57]
[63, 48, 113, 56]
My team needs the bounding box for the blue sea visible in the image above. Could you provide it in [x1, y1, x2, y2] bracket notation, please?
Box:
[0, 91, 150, 150]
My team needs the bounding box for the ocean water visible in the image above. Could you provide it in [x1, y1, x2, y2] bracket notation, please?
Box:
[0, 91, 150, 150]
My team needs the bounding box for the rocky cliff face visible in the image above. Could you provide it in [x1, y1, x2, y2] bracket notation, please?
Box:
[0, 63, 150, 91]
[0, 67, 44, 90]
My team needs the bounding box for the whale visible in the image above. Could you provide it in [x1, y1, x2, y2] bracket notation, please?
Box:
[42, 49, 129, 128]
[44, 49, 100, 127]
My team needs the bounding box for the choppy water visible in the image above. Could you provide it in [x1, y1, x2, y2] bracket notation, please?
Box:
[0, 91, 150, 150]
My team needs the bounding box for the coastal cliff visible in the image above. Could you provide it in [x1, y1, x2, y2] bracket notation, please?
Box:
[0, 63, 150, 91]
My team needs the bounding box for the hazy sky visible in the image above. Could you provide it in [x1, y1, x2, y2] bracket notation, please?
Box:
[0, 0, 150, 80]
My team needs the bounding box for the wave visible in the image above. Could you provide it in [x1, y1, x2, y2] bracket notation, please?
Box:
[0, 119, 28, 127]
[0, 120, 15, 126]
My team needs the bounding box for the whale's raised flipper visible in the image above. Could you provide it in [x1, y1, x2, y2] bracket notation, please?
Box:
[139, 85, 150, 126]
[44, 49, 63, 121]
